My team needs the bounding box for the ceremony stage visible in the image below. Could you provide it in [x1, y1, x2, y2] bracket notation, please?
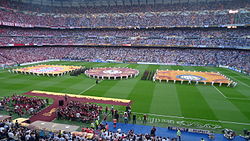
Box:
[23, 90, 132, 122]
[25, 90, 132, 106]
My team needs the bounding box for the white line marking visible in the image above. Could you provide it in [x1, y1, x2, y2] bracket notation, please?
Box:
[79, 80, 103, 94]
[134, 112, 185, 119]
[79, 63, 129, 94]
[0, 70, 8, 73]
[208, 67, 250, 87]
[228, 69, 250, 80]
[133, 112, 250, 126]
[227, 75, 250, 88]
[227, 97, 250, 101]
[79, 84, 96, 94]
[213, 86, 227, 98]
[212, 86, 250, 100]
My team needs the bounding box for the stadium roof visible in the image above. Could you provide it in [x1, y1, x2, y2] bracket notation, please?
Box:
[11, 0, 234, 7]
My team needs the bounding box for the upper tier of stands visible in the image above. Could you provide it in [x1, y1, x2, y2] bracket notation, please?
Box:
[2, 0, 249, 14]
[0, 0, 249, 28]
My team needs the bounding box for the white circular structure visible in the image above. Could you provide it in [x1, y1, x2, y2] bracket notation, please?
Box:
[85, 67, 139, 80]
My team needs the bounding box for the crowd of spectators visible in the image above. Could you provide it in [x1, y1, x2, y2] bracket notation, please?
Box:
[0, 1, 249, 28]
[0, 95, 47, 116]
[0, 118, 177, 141]
[0, 99, 176, 141]
[1, 8, 248, 28]
[0, 27, 249, 48]
[2, 27, 249, 38]
[2, 0, 248, 14]
[0, 47, 74, 64]
[57, 101, 102, 123]
[0, 36, 248, 48]
[0, 46, 249, 73]
[64, 47, 250, 73]
[0, 55, 13, 65]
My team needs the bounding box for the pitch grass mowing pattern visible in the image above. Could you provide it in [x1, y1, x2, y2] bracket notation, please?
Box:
[0, 61, 250, 133]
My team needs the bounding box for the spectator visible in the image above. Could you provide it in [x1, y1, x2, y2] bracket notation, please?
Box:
[133, 114, 137, 124]
[151, 126, 157, 137]
[177, 129, 182, 141]
[143, 114, 147, 124]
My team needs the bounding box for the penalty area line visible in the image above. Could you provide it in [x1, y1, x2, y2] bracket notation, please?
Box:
[79, 80, 103, 94]
[212, 86, 227, 98]
[213, 86, 250, 101]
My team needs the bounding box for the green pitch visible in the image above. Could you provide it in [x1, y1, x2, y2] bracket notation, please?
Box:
[0, 61, 250, 133]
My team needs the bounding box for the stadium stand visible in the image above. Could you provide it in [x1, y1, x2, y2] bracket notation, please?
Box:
[0, 95, 46, 116]
[0, 0, 249, 28]
[0, 27, 249, 48]
[0, 47, 74, 64]
[57, 101, 102, 123]
[2, 0, 249, 14]
[0, 47, 249, 73]
[0, 0, 249, 140]
[0, 119, 203, 140]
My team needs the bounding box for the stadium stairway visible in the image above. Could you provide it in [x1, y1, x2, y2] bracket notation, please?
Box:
[105, 122, 245, 141]
[24, 91, 61, 122]
[28, 98, 59, 123]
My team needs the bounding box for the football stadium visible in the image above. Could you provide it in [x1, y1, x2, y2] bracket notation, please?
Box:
[0, 0, 250, 140]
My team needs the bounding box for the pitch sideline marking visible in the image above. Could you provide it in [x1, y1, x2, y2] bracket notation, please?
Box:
[212, 86, 250, 101]
[227, 97, 250, 101]
[228, 69, 250, 80]
[208, 67, 250, 87]
[0, 70, 8, 73]
[133, 112, 250, 126]
[227, 75, 250, 88]
[212, 86, 227, 98]
[79, 80, 103, 94]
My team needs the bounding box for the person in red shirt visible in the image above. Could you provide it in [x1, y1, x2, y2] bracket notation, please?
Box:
[105, 123, 109, 131]
[113, 118, 117, 128]
[105, 106, 108, 114]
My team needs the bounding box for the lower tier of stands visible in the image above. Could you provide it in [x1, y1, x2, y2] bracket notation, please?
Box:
[0, 46, 249, 73]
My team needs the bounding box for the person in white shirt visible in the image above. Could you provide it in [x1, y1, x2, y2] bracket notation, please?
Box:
[76, 113, 80, 118]
[0, 127, 5, 133]
[25, 133, 31, 141]
[8, 130, 14, 139]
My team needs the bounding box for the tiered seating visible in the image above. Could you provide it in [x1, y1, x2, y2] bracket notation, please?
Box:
[0, 1, 249, 28]
[0, 95, 46, 116]
[57, 101, 102, 123]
